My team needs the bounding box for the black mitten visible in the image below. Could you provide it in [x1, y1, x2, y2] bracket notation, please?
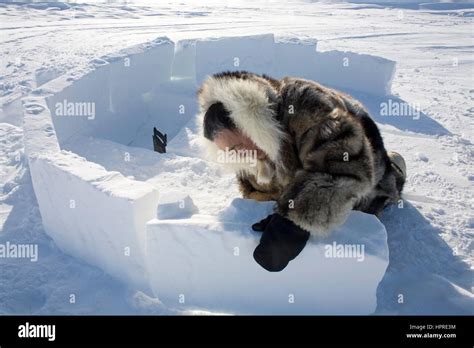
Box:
[251, 214, 275, 232]
[253, 214, 310, 272]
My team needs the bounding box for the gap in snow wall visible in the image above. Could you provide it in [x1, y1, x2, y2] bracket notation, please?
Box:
[23, 34, 394, 313]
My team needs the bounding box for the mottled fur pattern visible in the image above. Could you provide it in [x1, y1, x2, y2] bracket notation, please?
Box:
[198, 71, 404, 235]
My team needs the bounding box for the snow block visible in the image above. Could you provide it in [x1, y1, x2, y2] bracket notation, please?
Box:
[193, 34, 394, 96]
[147, 199, 388, 314]
[195, 34, 276, 84]
[23, 84, 163, 289]
[172, 40, 197, 80]
[29, 150, 159, 289]
[311, 51, 396, 96]
[157, 191, 199, 220]
[22, 96, 60, 157]
[272, 37, 319, 79]
[106, 37, 174, 97]
[45, 37, 175, 147]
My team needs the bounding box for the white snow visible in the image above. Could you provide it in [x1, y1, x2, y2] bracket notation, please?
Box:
[194, 34, 395, 96]
[310, 50, 396, 96]
[45, 37, 175, 148]
[195, 34, 277, 83]
[147, 199, 388, 314]
[0, 0, 472, 315]
[29, 150, 159, 288]
[157, 191, 199, 220]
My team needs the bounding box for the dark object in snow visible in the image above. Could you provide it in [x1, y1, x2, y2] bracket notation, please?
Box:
[252, 214, 310, 272]
[153, 127, 167, 153]
[251, 214, 275, 232]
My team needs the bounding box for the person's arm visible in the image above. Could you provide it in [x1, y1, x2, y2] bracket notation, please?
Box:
[276, 107, 375, 235]
[237, 173, 277, 201]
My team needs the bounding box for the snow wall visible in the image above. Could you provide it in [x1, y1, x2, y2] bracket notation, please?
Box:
[23, 34, 395, 314]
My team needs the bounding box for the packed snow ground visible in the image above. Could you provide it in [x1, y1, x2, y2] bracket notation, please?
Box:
[0, 0, 473, 314]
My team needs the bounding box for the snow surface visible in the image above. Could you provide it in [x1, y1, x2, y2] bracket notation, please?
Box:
[0, 0, 473, 315]
[148, 199, 388, 314]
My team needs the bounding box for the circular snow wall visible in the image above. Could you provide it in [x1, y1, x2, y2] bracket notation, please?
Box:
[23, 34, 394, 314]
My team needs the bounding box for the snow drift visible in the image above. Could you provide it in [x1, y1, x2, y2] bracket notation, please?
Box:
[22, 34, 396, 314]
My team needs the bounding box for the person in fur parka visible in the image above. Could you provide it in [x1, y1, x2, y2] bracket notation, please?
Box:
[198, 71, 406, 272]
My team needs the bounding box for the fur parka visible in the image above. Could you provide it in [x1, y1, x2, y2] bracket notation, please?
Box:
[198, 71, 404, 235]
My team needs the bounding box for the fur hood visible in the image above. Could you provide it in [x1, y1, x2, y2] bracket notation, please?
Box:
[197, 72, 287, 164]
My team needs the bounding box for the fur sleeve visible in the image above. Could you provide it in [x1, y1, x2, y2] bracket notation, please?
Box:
[276, 107, 375, 235]
[237, 172, 279, 202]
